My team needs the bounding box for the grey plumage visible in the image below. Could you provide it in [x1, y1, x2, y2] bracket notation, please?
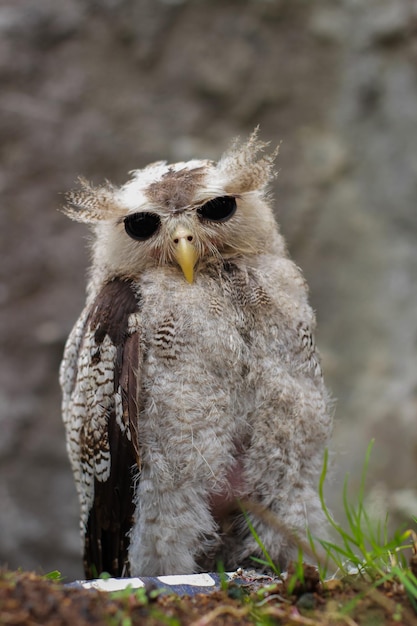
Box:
[60, 130, 332, 578]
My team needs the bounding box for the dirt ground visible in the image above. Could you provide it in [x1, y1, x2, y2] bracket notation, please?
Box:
[1, 566, 417, 626]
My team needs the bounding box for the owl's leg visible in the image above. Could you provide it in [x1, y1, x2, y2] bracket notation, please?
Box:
[225, 372, 330, 573]
[225, 483, 327, 573]
[128, 470, 220, 576]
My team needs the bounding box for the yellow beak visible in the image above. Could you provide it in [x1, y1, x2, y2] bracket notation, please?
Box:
[173, 229, 199, 284]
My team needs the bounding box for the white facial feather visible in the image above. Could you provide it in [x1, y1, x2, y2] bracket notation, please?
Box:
[63, 130, 282, 287]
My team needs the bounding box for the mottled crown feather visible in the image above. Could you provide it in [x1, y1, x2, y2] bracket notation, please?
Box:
[62, 128, 279, 224]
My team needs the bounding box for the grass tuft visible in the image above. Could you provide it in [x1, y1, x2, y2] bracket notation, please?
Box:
[316, 440, 415, 588]
[243, 439, 417, 617]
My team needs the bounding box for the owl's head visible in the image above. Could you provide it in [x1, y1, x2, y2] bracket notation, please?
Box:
[64, 130, 281, 284]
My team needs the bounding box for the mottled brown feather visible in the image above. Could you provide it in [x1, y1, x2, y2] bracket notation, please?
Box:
[83, 279, 141, 578]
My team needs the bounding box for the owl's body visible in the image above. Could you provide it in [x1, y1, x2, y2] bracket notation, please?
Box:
[60, 132, 331, 578]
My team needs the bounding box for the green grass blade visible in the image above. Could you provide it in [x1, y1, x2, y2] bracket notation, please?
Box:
[240, 505, 280, 575]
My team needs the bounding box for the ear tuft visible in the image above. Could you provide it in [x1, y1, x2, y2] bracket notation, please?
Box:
[62, 177, 122, 223]
[217, 127, 279, 194]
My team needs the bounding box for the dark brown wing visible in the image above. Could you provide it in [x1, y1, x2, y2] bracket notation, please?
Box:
[82, 279, 142, 579]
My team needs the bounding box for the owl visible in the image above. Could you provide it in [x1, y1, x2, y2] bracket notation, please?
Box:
[60, 130, 332, 579]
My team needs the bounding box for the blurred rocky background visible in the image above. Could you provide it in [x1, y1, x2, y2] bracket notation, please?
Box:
[1, 0, 417, 580]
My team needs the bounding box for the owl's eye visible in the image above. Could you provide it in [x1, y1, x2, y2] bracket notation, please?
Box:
[197, 196, 237, 222]
[124, 212, 161, 241]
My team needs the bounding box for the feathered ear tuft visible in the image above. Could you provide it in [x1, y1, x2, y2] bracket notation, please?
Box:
[62, 177, 124, 223]
[217, 127, 279, 194]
